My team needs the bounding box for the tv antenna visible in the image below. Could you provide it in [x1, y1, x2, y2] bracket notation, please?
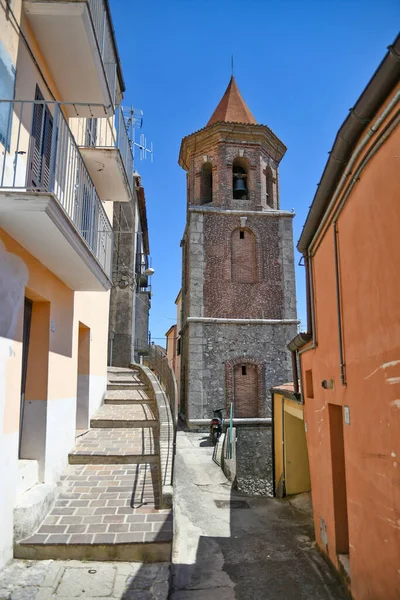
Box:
[122, 106, 153, 164]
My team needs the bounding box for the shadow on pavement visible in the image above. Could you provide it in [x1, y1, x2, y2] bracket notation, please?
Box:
[170, 428, 350, 600]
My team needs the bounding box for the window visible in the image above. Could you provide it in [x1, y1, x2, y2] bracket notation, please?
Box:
[200, 162, 212, 204]
[232, 157, 249, 199]
[177, 337, 181, 356]
[266, 166, 273, 208]
[305, 369, 314, 398]
[231, 228, 257, 283]
[242, 365, 246, 376]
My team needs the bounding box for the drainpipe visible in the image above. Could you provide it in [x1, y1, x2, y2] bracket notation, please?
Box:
[291, 351, 299, 395]
[333, 222, 346, 385]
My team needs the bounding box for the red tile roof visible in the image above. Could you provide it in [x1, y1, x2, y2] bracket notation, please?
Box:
[207, 76, 257, 126]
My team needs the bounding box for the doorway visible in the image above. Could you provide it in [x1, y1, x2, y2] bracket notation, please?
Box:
[76, 323, 90, 434]
[328, 404, 350, 562]
[233, 363, 258, 417]
[19, 298, 32, 457]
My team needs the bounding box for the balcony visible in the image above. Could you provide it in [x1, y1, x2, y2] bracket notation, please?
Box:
[0, 100, 113, 291]
[23, 0, 122, 116]
[71, 105, 133, 202]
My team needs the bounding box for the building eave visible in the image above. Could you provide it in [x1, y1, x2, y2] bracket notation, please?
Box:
[179, 121, 287, 171]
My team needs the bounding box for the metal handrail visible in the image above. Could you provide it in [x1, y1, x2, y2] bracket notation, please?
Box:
[71, 104, 133, 194]
[87, 0, 117, 105]
[146, 344, 178, 429]
[0, 99, 113, 278]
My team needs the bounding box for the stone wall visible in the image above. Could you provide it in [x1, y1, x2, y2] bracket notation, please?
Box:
[235, 426, 273, 496]
[109, 201, 136, 367]
[185, 321, 297, 418]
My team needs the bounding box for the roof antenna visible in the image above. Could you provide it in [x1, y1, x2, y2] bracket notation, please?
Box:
[231, 55, 234, 77]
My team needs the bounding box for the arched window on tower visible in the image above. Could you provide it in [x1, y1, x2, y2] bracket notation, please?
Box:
[232, 158, 249, 200]
[231, 228, 257, 283]
[233, 363, 259, 417]
[266, 166, 274, 208]
[200, 162, 213, 204]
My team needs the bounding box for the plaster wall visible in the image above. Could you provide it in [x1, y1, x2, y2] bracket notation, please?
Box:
[0, 228, 108, 566]
[300, 88, 400, 599]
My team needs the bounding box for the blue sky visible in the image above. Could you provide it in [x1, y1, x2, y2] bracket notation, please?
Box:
[111, 0, 400, 345]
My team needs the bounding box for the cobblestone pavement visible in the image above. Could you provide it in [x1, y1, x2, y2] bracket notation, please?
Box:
[69, 428, 157, 461]
[0, 560, 170, 600]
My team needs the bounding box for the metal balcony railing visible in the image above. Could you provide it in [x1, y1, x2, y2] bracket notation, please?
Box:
[0, 99, 113, 278]
[87, 0, 118, 105]
[72, 104, 133, 194]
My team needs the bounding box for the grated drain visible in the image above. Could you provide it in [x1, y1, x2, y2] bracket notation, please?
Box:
[214, 500, 250, 509]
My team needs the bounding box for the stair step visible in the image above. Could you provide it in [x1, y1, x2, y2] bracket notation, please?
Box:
[69, 428, 158, 465]
[104, 389, 153, 404]
[107, 383, 149, 391]
[15, 464, 172, 562]
[90, 404, 157, 429]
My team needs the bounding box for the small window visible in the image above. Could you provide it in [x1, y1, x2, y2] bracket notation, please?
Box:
[305, 369, 314, 398]
[242, 365, 246, 376]
[177, 337, 181, 356]
[240, 230, 244, 240]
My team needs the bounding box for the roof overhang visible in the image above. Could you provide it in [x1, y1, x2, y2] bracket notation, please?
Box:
[179, 121, 287, 171]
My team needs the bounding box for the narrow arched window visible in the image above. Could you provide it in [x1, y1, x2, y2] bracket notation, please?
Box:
[266, 166, 274, 208]
[233, 363, 258, 417]
[231, 228, 257, 283]
[232, 158, 249, 200]
[200, 162, 212, 204]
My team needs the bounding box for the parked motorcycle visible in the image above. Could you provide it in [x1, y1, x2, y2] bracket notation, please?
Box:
[209, 408, 224, 445]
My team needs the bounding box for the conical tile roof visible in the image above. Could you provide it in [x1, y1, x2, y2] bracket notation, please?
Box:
[207, 76, 257, 126]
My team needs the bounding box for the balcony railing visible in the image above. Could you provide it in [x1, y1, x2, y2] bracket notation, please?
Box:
[87, 0, 118, 105]
[0, 99, 113, 278]
[72, 104, 133, 194]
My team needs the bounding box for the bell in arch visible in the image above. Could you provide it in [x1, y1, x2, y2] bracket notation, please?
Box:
[233, 176, 247, 199]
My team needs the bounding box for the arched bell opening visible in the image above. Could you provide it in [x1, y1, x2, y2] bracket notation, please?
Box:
[232, 157, 249, 200]
[200, 162, 213, 205]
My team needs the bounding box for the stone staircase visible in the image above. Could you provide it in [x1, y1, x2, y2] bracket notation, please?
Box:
[15, 367, 172, 562]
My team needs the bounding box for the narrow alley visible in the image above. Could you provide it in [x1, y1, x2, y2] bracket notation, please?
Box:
[171, 429, 349, 600]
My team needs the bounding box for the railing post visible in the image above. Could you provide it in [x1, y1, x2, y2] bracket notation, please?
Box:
[229, 402, 233, 459]
[49, 102, 59, 193]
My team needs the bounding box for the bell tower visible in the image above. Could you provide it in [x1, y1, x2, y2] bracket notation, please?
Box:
[179, 76, 298, 419]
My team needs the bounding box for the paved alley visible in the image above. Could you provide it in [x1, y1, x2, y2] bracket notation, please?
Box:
[171, 429, 349, 600]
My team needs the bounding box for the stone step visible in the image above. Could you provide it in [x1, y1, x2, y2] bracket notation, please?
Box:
[107, 382, 149, 391]
[104, 389, 153, 404]
[68, 428, 158, 465]
[90, 403, 157, 429]
[15, 464, 172, 562]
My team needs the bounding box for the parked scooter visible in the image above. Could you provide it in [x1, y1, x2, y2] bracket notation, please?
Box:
[209, 408, 224, 445]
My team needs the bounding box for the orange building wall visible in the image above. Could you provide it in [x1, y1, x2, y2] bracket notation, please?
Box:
[301, 88, 400, 599]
